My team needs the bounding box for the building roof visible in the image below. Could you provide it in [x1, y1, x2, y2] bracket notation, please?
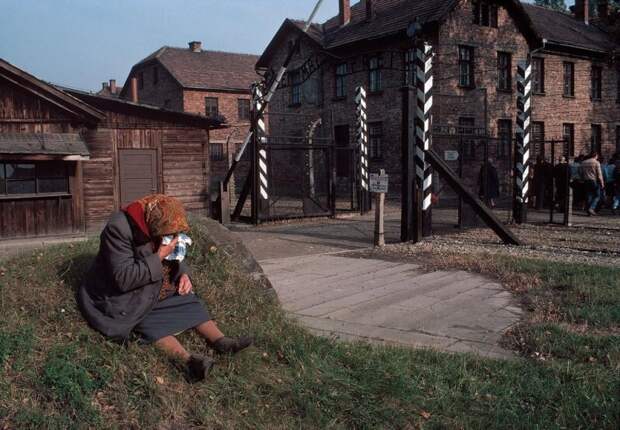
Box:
[0, 133, 90, 157]
[258, 0, 617, 67]
[126, 46, 260, 93]
[522, 3, 617, 53]
[0, 58, 105, 124]
[63, 87, 225, 129]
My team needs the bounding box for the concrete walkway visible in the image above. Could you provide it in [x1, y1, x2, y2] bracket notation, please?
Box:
[231, 215, 523, 359]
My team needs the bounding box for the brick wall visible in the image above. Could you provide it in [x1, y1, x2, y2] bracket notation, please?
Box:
[262, 0, 620, 198]
[134, 64, 184, 111]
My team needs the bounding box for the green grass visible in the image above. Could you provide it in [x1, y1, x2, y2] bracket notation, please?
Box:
[0, 223, 619, 429]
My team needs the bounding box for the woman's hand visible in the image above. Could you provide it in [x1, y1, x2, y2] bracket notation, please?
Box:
[178, 274, 193, 295]
[157, 236, 178, 261]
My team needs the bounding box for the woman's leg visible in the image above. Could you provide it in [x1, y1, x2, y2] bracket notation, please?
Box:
[195, 320, 225, 343]
[155, 335, 191, 362]
[195, 320, 252, 354]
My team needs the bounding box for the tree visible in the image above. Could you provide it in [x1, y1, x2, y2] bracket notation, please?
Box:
[534, 0, 567, 11]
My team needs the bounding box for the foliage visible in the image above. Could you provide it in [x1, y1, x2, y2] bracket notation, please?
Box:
[534, 0, 567, 12]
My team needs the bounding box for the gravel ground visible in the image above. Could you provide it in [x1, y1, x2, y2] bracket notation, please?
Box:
[380, 222, 620, 268]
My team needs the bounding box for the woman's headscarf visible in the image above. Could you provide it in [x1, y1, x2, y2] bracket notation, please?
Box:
[123, 194, 189, 239]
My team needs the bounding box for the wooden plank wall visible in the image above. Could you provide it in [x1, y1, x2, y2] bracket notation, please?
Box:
[82, 121, 210, 233]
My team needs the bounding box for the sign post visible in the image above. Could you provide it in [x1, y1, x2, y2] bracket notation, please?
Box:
[370, 170, 388, 247]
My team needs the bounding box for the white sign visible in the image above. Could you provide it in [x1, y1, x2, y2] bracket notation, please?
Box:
[444, 150, 459, 161]
[369, 173, 389, 194]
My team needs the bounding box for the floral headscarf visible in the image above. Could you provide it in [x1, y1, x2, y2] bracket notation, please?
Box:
[123, 194, 189, 238]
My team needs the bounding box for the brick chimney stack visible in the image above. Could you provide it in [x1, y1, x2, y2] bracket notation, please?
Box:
[188, 41, 202, 52]
[339, 0, 351, 26]
[575, 0, 589, 25]
[130, 77, 138, 103]
[109, 79, 117, 94]
[366, 0, 373, 21]
[101, 82, 109, 91]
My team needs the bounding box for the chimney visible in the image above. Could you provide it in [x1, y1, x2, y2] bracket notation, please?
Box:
[101, 82, 109, 91]
[575, 0, 589, 24]
[130, 77, 138, 103]
[188, 41, 202, 52]
[366, 0, 373, 21]
[109, 79, 117, 94]
[598, 0, 609, 20]
[339, 0, 351, 26]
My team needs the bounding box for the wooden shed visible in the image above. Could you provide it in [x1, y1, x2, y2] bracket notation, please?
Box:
[0, 58, 222, 240]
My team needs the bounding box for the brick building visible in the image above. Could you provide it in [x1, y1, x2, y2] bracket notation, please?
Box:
[119, 42, 259, 194]
[257, 0, 620, 198]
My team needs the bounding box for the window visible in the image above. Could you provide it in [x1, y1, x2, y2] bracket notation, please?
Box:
[532, 57, 545, 94]
[617, 70, 620, 103]
[591, 65, 602, 100]
[138, 71, 144, 90]
[0, 162, 68, 195]
[404, 49, 415, 86]
[237, 99, 250, 121]
[335, 63, 348, 98]
[368, 56, 382, 92]
[616, 125, 620, 153]
[497, 52, 512, 92]
[369, 122, 383, 160]
[473, 1, 498, 28]
[210, 143, 225, 162]
[459, 117, 476, 159]
[459, 46, 475, 88]
[289, 70, 302, 105]
[153, 67, 159, 85]
[563, 123, 575, 157]
[497, 120, 512, 159]
[205, 97, 219, 118]
[563, 62, 574, 97]
[164, 99, 171, 109]
[532, 122, 545, 158]
[591, 124, 602, 154]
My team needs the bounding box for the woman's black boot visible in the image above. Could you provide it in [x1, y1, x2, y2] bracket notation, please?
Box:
[186, 355, 214, 383]
[211, 336, 253, 354]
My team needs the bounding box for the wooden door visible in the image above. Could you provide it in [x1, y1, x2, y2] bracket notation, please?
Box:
[118, 149, 158, 206]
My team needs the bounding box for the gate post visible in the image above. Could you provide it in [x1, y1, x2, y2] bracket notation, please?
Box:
[355, 86, 371, 214]
[415, 42, 434, 237]
[401, 84, 421, 242]
[251, 84, 269, 224]
[514, 60, 532, 224]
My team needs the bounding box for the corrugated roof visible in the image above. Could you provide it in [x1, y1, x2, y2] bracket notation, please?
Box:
[135, 47, 260, 91]
[0, 133, 90, 156]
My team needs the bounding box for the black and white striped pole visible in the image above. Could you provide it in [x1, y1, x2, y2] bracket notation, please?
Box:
[355, 86, 371, 214]
[251, 84, 269, 223]
[514, 60, 531, 224]
[415, 42, 434, 237]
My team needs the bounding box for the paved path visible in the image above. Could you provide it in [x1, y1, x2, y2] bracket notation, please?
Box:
[232, 213, 523, 359]
[260, 254, 521, 359]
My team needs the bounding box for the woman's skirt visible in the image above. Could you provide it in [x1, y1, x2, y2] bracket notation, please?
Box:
[134, 294, 211, 343]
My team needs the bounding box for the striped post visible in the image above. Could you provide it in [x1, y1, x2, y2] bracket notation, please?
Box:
[253, 85, 269, 202]
[514, 60, 531, 224]
[355, 86, 370, 214]
[415, 43, 433, 236]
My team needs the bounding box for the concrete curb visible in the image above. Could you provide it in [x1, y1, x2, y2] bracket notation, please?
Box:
[191, 216, 276, 299]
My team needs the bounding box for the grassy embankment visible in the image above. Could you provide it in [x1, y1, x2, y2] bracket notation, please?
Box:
[0, 222, 618, 429]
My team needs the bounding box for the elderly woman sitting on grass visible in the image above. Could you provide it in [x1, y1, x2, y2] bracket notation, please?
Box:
[78, 194, 251, 382]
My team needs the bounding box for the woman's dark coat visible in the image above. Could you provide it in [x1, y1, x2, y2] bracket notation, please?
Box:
[78, 211, 189, 341]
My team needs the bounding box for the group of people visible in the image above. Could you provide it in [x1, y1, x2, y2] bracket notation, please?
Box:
[531, 152, 620, 216]
[568, 152, 620, 216]
[477, 152, 620, 216]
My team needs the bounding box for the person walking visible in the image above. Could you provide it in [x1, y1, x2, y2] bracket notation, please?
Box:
[612, 154, 620, 215]
[478, 158, 500, 208]
[580, 152, 605, 216]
